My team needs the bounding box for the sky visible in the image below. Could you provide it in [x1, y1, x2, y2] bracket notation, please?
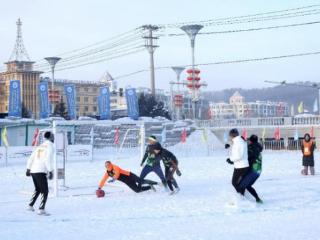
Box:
[0, 0, 319, 91]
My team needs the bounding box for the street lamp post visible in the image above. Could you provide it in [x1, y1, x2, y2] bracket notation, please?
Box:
[180, 24, 203, 119]
[171, 67, 185, 120]
[45, 57, 61, 115]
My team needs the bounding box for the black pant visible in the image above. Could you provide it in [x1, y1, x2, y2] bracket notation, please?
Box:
[232, 167, 249, 193]
[165, 166, 178, 191]
[238, 171, 261, 201]
[29, 173, 49, 210]
[119, 173, 151, 193]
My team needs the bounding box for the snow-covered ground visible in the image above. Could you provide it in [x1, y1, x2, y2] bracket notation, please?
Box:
[0, 150, 319, 240]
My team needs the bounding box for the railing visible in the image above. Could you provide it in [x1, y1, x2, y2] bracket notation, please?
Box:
[196, 116, 320, 128]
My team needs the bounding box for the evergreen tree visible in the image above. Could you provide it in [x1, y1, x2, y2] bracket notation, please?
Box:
[54, 97, 67, 118]
[138, 93, 171, 120]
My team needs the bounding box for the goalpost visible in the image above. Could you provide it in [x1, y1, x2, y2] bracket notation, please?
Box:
[51, 120, 146, 197]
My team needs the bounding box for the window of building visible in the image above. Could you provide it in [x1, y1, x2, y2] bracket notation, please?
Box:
[84, 106, 89, 111]
[93, 106, 97, 112]
[84, 97, 89, 102]
[84, 87, 89, 92]
[77, 97, 80, 101]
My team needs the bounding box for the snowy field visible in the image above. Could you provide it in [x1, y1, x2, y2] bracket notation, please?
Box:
[0, 149, 319, 240]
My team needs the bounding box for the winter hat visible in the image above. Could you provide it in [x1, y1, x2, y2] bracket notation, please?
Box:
[249, 134, 258, 143]
[148, 135, 157, 142]
[153, 142, 162, 151]
[229, 128, 239, 137]
[304, 133, 311, 142]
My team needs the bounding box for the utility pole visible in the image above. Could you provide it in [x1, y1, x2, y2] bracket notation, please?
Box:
[142, 25, 159, 96]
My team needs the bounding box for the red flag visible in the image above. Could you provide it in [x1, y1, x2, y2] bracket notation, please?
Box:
[310, 126, 314, 138]
[181, 129, 187, 143]
[274, 127, 281, 140]
[32, 128, 40, 146]
[241, 129, 248, 140]
[114, 128, 120, 145]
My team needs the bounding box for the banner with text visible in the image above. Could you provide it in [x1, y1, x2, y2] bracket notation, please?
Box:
[64, 84, 77, 119]
[38, 82, 50, 119]
[125, 88, 139, 120]
[8, 80, 22, 117]
[98, 86, 111, 120]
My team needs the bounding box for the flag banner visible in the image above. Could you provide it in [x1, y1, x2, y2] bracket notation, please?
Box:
[98, 86, 111, 120]
[8, 80, 22, 118]
[294, 129, 299, 141]
[290, 104, 294, 116]
[261, 128, 266, 140]
[161, 126, 167, 144]
[38, 82, 50, 119]
[181, 129, 187, 143]
[310, 126, 315, 138]
[201, 128, 208, 143]
[274, 127, 281, 140]
[223, 131, 228, 143]
[114, 128, 120, 145]
[1, 127, 9, 147]
[241, 128, 248, 140]
[298, 102, 303, 114]
[64, 84, 77, 120]
[313, 99, 318, 113]
[125, 88, 139, 120]
[31, 128, 40, 146]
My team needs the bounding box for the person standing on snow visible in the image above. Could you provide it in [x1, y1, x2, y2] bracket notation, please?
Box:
[139, 140, 167, 189]
[97, 161, 156, 194]
[153, 143, 181, 195]
[301, 133, 316, 175]
[226, 128, 250, 194]
[26, 131, 54, 215]
[140, 135, 158, 167]
[237, 134, 263, 203]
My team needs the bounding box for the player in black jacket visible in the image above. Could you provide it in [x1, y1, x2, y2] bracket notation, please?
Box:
[153, 143, 181, 194]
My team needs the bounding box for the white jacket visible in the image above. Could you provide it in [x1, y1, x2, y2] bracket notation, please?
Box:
[26, 140, 54, 173]
[229, 136, 249, 169]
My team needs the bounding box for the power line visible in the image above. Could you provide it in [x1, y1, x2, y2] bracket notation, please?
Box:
[112, 50, 320, 80]
[168, 20, 320, 36]
[162, 4, 320, 28]
[41, 48, 145, 73]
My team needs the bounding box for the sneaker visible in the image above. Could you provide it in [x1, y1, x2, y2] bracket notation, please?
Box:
[175, 187, 180, 194]
[27, 206, 35, 212]
[37, 209, 50, 216]
[150, 185, 156, 192]
[256, 199, 263, 204]
[169, 191, 175, 195]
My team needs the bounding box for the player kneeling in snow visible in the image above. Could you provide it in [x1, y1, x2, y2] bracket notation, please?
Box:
[26, 131, 54, 215]
[153, 143, 181, 195]
[301, 133, 316, 175]
[97, 161, 157, 196]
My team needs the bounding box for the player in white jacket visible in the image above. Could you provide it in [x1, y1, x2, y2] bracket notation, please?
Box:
[226, 129, 250, 194]
[26, 131, 54, 215]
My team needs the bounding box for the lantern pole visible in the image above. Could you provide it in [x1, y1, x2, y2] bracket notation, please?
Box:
[180, 25, 203, 119]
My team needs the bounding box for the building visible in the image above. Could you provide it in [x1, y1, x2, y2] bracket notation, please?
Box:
[42, 77, 126, 118]
[0, 19, 42, 118]
[210, 91, 289, 119]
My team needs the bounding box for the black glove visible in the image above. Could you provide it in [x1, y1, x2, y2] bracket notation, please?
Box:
[26, 169, 31, 177]
[176, 169, 182, 177]
[48, 171, 53, 180]
[225, 144, 230, 149]
[226, 158, 234, 165]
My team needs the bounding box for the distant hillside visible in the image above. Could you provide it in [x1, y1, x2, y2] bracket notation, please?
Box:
[203, 83, 319, 112]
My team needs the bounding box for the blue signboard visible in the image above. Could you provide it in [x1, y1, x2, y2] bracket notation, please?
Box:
[38, 82, 50, 119]
[125, 88, 139, 120]
[64, 84, 77, 119]
[98, 86, 111, 120]
[8, 80, 22, 117]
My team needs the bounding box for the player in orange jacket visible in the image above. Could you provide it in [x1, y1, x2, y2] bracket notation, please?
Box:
[97, 161, 156, 193]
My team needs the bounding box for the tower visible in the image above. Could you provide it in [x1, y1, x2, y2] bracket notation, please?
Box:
[0, 18, 42, 118]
